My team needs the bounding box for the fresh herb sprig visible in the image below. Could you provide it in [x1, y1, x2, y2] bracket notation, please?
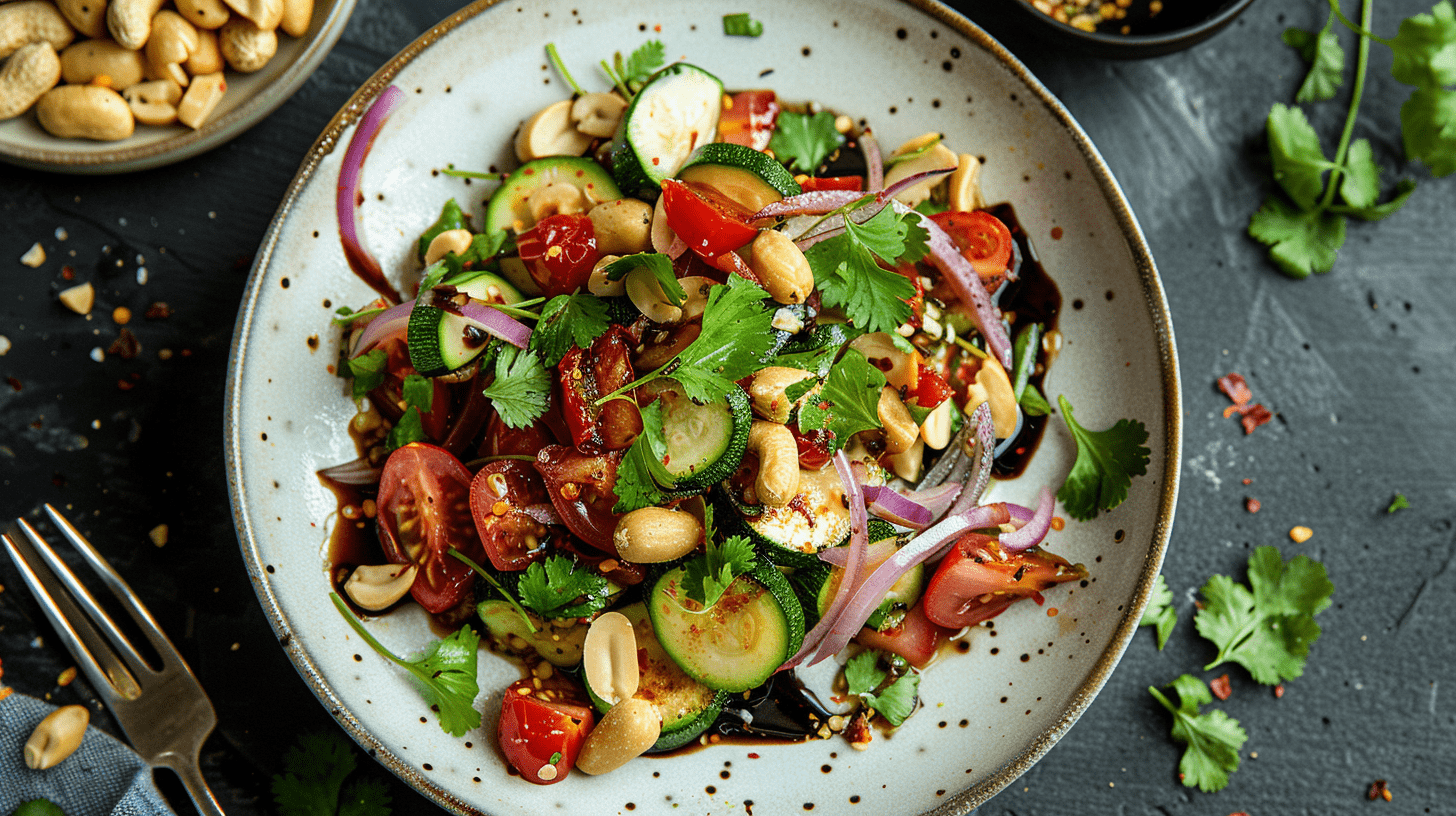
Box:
[600, 40, 667, 99]
[272, 732, 391, 816]
[1054, 395, 1151, 521]
[844, 650, 921, 727]
[682, 535, 757, 608]
[1194, 546, 1334, 685]
[480, 344, 551, 429]
[1148, 675, 1248, 793]
[516, 555, 611, 619]
[805, 203, 928, 333]
[792, 347, 887, 453]
[769, 110, 843, 173]
[530, 292, 611, 367]
[1140, 573, 1178, 650]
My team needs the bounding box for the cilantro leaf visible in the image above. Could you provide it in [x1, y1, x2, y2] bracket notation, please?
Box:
[722, 12, 763, 37]
[331, 593, 481, 736]
[1148, 675, 1248, 793]
[401, 373, 433, 414]
[1140, 574, 1177, 650]
[1338, 138, 1381, 209]
[384, 408, 426, 452]
[844, 651, 921, 727]
[345, 349, 387, 400]
[1267, 103, 1336, 210]
[769, 110, 843, 173]
[1248, 194, 1347, 278]
[661, 277, 777, 403]
[611, 397, 677, 513]
[1388, 492, 1411, 512]
[1194, 546, 1334, 685]
[337, 781, 391, 816]
[603, 252, 686, 306]
[1054, 395, 1151, 521]
[796, 348, 886, 452]
[1337, 177, 1418, 220]
[1400, 85, 1456, 176]
[1388, 1, 1456, 90]
[272, 732, 357, 816]
[619, 40, 666, 87]
[515, 555, 611, 618]
[682, 535, 755, 608]
[1284, 15, 1345, 103]
[480, 345, 550, 429]
[807, 206, 920, 333]
[1020, 382, 1051, 417]
[530, 293, 611, 367]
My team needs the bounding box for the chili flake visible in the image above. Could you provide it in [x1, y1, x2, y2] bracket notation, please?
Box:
[1368, 779, 1391, 801]
[1210, 673, 1232, 701]
[1217, 373, 1274, 434]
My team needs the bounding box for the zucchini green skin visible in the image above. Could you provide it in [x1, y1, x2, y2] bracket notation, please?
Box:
[582, 603, 726, 752]
[476, 600, 586, 667]
[610, 63, 724, 199]
[737, 467, 889, 569]
[652, 383, 752, 493]
[648, 561, 804, 693]
[677, 142, 802, 209]
[484, 156, 621, 234]
[406, 269, 527, 376]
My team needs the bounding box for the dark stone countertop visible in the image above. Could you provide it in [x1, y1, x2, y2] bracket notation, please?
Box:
[2, 1, 1453, 813]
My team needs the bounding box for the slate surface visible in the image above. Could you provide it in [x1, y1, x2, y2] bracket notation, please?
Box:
[2, 0, 1453, 814]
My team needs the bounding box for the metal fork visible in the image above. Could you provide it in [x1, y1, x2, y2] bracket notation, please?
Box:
[3, 504, 224, 816]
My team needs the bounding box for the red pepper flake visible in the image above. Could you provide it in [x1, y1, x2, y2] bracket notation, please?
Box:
[1242, 478, 1252, 485]
[108, 327, 141, 359]
[1274, 684, 1285, 698]
[144, 302, 173, 320]
[1217, 373, 1274, 434]
[1210, 673, 1232, 701]
[5, 377, 20, 392]
[117, 379, 134, 391]
[1245, 497, 1261, 513]
[60, 265, 75, 280]
[1368, 779, 1391, 801]
[1228, 812, 1252, 816]
[747, 752, 760, 759]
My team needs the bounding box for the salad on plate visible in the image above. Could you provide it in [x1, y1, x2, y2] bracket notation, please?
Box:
[319, 40, 1102, 786]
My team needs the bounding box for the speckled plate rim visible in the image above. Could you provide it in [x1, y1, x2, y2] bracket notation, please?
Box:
[0, 0, 357, 175]
[224, 2, 1182, 812]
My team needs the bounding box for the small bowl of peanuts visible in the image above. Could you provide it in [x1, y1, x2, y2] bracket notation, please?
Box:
[0, 0, 355, 173]
[1008, 0, 1259, 58]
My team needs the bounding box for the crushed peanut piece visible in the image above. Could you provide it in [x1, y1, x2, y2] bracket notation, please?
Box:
[21, 243, 46, 267]
[148, 524, 169, 547]
[58, 283, 95, 315]
[1289, 525, 1313, 543]
[57, 666, 77, 686]
[113, 306, 132, 325]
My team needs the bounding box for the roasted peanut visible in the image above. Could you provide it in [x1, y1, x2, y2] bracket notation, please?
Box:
[106, 0, 165, 50]
[222, 0, 282, 29]
[146, 9, 198, 68]
[526, 181, 586, 223]
[883, 132, 958, 207]
[24, 704, 89, 770]
[678, 275, 714, 322]
[175, 69, 223, 127]
[887, 436, 925, 482]
[422, 228, 471, 266]
[588, 254, 626, 297]
[36, 83, 133, 139]
[625, 266, 682, 324]
[575, 697, 660, 775]
[613, 506, 702, 563]
[849, 331, 920, 391]
[184, 27, 221, 74]
[57, 0, 109, 40]
[60, 38, 145, 88]
[587, 198, 653, 255]
[122, 76, 180, 124]
[749, 229, 814, 305]
[582, 611, 639, 705]
[963, 354, 1018, 438]
[279, 0, 311, 37]
[0, 41, 60, 120]
[649, 192, 676, 253]
[748, 366, 813, 424]
[174, 0, 229, 29]
[0, 2, 75, 60]
[570, 91, 625, 138]
[747, 420, 799, 507]
[877, 386, 919, 455]
[218, 16, 274, 72]
[343, 563, 417, 611]
[514, 98, 592, 162]
[948, 152, 986, 213]
[920, 397, 954, 451]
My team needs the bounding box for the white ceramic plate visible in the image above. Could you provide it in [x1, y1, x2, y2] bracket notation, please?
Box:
[0, 0, 355, 174]
[225, 1, 1181, 813]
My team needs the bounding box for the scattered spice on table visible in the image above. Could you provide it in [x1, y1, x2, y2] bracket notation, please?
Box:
[1245, 497, 1261, 513]
[108, 329, 141, 360]
[1217, 373, 1274, 434]
[1210, 674, 1232, 700]
[1368, 779, 1391, 801]
[1289, 526, 1313, 543]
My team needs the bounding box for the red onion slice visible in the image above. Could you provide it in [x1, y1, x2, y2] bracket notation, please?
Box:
[896, 203, 1013, 368]
[458, 301, 532, 349]
[665, 234, 688, 260]
[862, 485, 933, 530]
[317, 457, 381, 486]
[998, 485, 1054, 552]
[947, 402, 996, 518]
[861, 129, 884, 192]
[337, 84, 405, 303]
[878, 166, 953, 204]
[751, 190, 865, 222]
[818, 540, 898, 569]
[348, 299, 415, 358]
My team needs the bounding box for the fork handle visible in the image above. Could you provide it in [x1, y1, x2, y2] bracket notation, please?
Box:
[168, 756, 226, 816]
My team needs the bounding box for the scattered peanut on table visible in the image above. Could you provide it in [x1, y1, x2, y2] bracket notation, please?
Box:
[0, 0, 316, 139]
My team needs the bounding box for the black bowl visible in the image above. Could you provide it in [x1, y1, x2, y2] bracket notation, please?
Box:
[1005, 0, 1260, 58]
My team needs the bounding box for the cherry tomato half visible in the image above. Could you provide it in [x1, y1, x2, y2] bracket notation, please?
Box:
[799, 175, 864, 193]
[373, 338, 450, 441]
[905, 362, 954, 412]
[535, 445, 623, 554]
[516, 213, 598, 297]
[558, 326, 642, 453]
[930, 210, 1013, 278]
[922, 533, 1084, 629]
[498, 676, 595, 785]
[660, 178, 759, 265]
[468, 460, 556, 571]
[376, 443, 482, 614]
[854, 601, 950, 669]
[718, 90, 780, 152]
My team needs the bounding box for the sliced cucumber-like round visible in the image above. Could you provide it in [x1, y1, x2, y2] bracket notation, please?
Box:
[406, 303, 493, 377]
[477, 600, 586, 667]
[648, 561, 804, 693]
[739, 464, 888, 569]
[484, 156, 622, 235]
[642, 380, 751, 493]
[610, 63, 724, 199]
[678, 142, 802, 213]
[441, 270, 524, 304]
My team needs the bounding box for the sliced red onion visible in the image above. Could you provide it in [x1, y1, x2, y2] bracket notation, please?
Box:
[337, 84, 405, 303]
[349, 299, 414, 358]
[317, 457, 381, 485]
[998, 485, 1054, 552]
[458, 301, 532, 349]
[665, 234, 688, 260]
[878, 166, 953, 204]
[779, 451, 869, 671]
[818, 540, 897, 569]
[795, 223, 846, 252]
[896, 203, 1012, 368]
[947, 402, 996, 518]
[522, 503, 563, 527]
[751, 190, 865, 223]
[861, 129, 884, 192]
[902, 482, 964, 523]
[861, 485, 933, 530]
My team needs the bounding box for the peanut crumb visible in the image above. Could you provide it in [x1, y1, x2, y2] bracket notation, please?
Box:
[1289, 525, 1313, 543]
[21, 243, 45, 267]
[149, 524, 169, 547]
[58, 282, 95, 315]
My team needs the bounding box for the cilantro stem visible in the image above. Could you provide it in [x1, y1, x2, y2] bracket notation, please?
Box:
[441, 166, 497, 180]
[546, 43, 583, 96]
[1324, 0, 1392, 46]
[330, 592, 423, 670]
[448, 549, 538, 633]
[601, 59, 631, 100]
[954, 335, 988, 359]
[1147, 685, 1176, 714]
[1318, 0, 1376, 210]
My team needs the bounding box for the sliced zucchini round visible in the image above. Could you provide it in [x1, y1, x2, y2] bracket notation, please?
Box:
[678, 142, 802, 212]
[406, 304, 493, 377]
[477, 600, 586, 667]
[648, 561, 804, 693]
[739, 465, 887, 569]
[484, 156, 622, 235]
[442, 270, 524, 304]
[643, 380, 751, 493]
[610, 63, 724, 199]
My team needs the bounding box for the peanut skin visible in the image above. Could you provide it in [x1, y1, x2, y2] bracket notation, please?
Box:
[0, 41, 61, 120]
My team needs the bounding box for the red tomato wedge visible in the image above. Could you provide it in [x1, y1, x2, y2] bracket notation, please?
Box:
[516, 213, 598, 297]
[498, 677, 595, 785]
[467, 460, 555, 571]
[558, 326, 642, 452]
[660, 178, 758, 265]
[930, 210, 1014, 278]
[922, 533, 1085, 629]
[905, 362, 954, 412]
[535, 445, 623, 554]
[799, 175, 864, 192]
[853, 601, 950, 669]
[376, 443, 482, 614]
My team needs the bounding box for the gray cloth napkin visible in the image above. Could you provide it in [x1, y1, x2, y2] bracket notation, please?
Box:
[0, 692, 174, 816]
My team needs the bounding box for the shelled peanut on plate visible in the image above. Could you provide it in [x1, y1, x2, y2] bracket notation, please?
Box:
[0, 0, 313, 139]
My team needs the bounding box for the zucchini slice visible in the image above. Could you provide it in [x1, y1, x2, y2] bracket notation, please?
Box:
[648, 561, 804, 693]
[484, 156, 622, 235]
[642, 380, 751, 493]
[815, 523, 924, 632]
[406, 271, 526, 377]
[678, 142, 802, 212]
[740, 463, 887, 568]
[611, 63, 724, 198]
[477, 600, 587, 667]
[582, 603, 727, 752]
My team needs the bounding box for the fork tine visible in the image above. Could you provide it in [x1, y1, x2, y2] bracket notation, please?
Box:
[43, 504, 186, 669]
[2, 528, 143, 701]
